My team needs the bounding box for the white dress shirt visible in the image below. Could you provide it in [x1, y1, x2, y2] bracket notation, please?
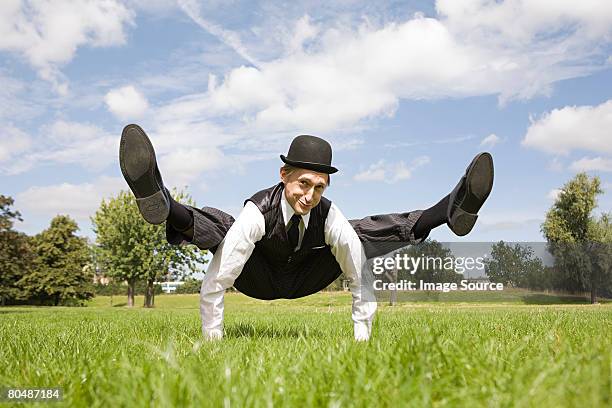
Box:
[200, 192, 377, 341]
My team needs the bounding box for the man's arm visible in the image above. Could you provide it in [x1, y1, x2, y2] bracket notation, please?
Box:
[200, 201, 265, 339]
[324, 203, 377, 341]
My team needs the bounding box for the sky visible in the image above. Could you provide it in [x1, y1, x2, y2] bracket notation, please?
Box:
[1, 0, 611, 245]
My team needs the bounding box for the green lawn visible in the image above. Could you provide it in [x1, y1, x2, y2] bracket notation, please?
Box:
[1, 292, 611, 407]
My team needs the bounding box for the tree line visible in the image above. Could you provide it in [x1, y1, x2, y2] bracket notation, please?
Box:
[485, 173, 612, 302]
[0, 190, 206, 307]
[1, 173, 610, 306]
[0, 195, 91, 306]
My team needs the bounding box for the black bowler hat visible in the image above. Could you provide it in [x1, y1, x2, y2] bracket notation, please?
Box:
[280, 135, 338, 174]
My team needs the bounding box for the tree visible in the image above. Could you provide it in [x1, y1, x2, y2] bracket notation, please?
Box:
[542, 173, 606, 302]
[92, 190, 206, 307]
[589, 213, 612, 300]
[20, 215, 93, 305]
[396, 239, 462, 283]
[0, 195, 32, 305]
[484, 241, 545, 289]
[175, 278, 203, 294]
[93, 190, 151, 307]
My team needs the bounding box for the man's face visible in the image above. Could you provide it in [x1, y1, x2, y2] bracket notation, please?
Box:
[280, 167, 328, 215]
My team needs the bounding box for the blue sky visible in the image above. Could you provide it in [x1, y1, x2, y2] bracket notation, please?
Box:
[1, 0, 611, 244]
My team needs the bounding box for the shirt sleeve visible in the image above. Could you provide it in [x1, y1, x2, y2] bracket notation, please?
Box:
[200, 201, 265, 339]
[324, 203, 377, 341]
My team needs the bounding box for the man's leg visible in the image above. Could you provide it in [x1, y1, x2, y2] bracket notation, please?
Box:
[350, 152, 493, 259]
[232, 249, 282, 300]
[165, 203, 235, 253]
[349, 210, 425, 259]
[412, 195, 449, 239]
[119, 124, 235, 252]
[281, 249, 344, 299]
[166, 196, 194, 237]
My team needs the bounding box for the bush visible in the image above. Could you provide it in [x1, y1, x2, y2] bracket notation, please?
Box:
[175, 279, 202, 294]
[94, 281, 162, 296]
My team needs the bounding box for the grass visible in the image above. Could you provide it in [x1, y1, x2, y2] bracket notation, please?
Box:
[0, 292, 611, 407]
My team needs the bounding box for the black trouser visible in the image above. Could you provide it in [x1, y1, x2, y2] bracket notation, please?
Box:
[166, 206, 426, 299]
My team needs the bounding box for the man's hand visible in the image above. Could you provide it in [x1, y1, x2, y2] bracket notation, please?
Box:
[204, 328, 223, 341]
[354, 321, 371, 342]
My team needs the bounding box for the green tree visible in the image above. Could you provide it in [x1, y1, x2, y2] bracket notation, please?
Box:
[92, 190, 206, 307]
[20, 215, 93, 305]
[0, 195, 32, 305]
[396, 239, 462, 283]
[542, 173, 606, 302]
[174, 278, 203, 294]
[589, 213, 612, 299]
[484, 241, 545, 289]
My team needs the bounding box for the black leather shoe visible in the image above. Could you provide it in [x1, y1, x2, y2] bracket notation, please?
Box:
[447, 152, 494, 236]
[119, 124, 170, 224]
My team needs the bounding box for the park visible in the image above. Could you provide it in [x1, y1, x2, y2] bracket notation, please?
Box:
[1, 291, 611, 406]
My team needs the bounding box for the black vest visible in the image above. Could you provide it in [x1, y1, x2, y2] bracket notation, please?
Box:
[233, 183, 342, 299]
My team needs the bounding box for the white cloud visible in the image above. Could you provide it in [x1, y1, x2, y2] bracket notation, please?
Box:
[0, 0, 133, 93]
[177, 0, 259, 66]
[569, 157, 612, 172]
[158, 147, 226, 189]
[158, 1, 612, 134]
[41, 120, 118, 170]
[1, 120, 118, 175]
[353, 156, 430, 184]
[15, 176, 125, 221]
[547, 189, 562, 201]
[105, 85, 149, 120]
[480, 133, 500, 148]
[0, 125, 31, 162]
[146, 118, 248, 158]
[1, 116, 244, 184]
[287, 15, 320, 54]
[354, 160, 386, 182]
[3, 0, 612, 135]
[437, 0, 612, 43]
[0, 71, 40, 121]
[522, 100, 612, 155]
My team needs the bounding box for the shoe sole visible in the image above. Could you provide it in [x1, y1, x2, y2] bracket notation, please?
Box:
[449, 152, 494, 236]
[119, 124, 169, 224]
[466, 152, 494, 211]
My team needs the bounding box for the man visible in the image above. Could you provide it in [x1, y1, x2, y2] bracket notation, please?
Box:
[119, 124, 494, 341]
